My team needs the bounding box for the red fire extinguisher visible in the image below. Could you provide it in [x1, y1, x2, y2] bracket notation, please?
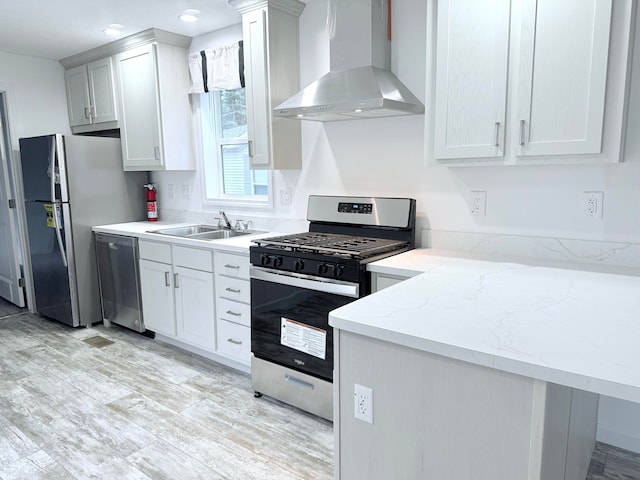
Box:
[144, 183, 158, 222]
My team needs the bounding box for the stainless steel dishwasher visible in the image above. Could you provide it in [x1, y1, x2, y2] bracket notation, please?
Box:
[95, 232, 145, 333]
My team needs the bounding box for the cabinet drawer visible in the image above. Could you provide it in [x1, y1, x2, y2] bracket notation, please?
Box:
[217, 319, 250, 364]
[217, 297, 250, 327]
[214, 251, 249, 278]
[139, 240, 171, 263]
[173, 246, 213, 272]
[216, 275, 250, 304]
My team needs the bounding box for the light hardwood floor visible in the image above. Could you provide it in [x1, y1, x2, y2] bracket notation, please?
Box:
[1, 299, 639, 479]
[0, 302, 333, 480]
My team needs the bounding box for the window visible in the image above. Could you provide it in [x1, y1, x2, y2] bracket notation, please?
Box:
[200, 89, 270, 204]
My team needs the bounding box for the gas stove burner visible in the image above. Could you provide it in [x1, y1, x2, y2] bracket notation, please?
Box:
[254, 232, 408, 258]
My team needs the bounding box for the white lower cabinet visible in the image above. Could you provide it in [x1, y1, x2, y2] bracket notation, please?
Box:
[139, 240, 215, 351]
[214, 251, 251, 365]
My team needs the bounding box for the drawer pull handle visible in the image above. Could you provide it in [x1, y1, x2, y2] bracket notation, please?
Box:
[226, 310, 241, 317]
[225, 287, 241, 293]
[164, 272, 171, 286]
[174, 273, 179, 288]
[224, 264, 240, 269]
[227, 338, 242, 345]
[285, 374, 315, 390]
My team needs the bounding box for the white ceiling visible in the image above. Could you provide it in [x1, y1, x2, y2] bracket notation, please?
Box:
[0, 0, 243, 60]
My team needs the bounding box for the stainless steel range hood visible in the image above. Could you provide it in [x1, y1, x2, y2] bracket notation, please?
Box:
[274, 0, 424, 122]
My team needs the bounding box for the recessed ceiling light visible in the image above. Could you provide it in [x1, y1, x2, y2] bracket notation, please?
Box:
[179, 9, 200, 22]
[103, 24, 125, 36]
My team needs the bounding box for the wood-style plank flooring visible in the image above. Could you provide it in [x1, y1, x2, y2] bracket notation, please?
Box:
[0, 300, 332, 479]
[1, 298, 639, 479]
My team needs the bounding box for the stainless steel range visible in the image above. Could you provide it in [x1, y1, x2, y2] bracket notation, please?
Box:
[249, 195, 416, 420]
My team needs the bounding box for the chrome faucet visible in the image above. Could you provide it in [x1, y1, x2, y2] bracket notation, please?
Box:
[219, 210, 232, 229]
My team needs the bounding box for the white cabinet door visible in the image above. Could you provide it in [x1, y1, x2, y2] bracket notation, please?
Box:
[513, 0, 612, 156]
[115, 44, 163, 170]
[64, 65, 91, 127]
[243, 8, 271, 168]
[87, 57, 118, 124]
[434, 0, 511, 159]
[233, 0, 303, 170]
[174, 265, 216, 351]
[139, 258, 176, 337]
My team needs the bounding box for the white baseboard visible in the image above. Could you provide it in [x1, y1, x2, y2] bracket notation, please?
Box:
[597, 426, 640, 453]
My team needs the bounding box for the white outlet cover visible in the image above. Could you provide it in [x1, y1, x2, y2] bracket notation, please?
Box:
[470, 191, 487, 216]
[354, 384, 373, 424]
[583, 191, 604, 218]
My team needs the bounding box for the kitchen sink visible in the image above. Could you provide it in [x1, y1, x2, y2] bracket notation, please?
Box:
[149, 224, 261, 240]
[151, 225, 221, 237]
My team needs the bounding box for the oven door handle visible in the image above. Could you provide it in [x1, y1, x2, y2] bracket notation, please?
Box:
[250, 267, 359, 298]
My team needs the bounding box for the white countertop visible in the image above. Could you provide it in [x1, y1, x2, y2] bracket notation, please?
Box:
[92, 221, 275, 254]
[331, 249, 640, 404]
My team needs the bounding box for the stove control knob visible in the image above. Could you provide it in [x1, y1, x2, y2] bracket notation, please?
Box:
[335, 265, 345, 277]
[260, 254, 271, 266]
[317, 263, 328, 275]
[294, 259, 305, 272]
[326, 264, 336, 277]
[271, 256, 283, 267]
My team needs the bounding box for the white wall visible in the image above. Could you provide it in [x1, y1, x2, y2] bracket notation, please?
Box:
[0, 51, 70, 149]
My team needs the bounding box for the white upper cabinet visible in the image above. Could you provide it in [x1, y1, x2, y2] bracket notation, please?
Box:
[115, 37, 195, 171]
[432, 0, 635, 165]
[64, 57, 118, 132]
[512, 0, 612, 157]
[434, 0, 510, 159]
[231, 0, 305, 170]
[60, 28, 195, 171]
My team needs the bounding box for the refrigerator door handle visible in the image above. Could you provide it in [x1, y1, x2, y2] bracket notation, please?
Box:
[49, 137, 68, 268]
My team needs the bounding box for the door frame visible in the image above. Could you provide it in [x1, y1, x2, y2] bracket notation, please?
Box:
[0, 86, 34, 310]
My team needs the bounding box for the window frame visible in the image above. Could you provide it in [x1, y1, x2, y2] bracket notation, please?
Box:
[198, 90, 273, 209]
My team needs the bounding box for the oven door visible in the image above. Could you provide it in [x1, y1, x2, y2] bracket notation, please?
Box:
[250, 266, 359, 382]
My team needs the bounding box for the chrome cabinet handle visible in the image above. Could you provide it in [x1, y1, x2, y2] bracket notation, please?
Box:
[226, 310, 241, 317]
[519, 120, 526, 145]
[227, 338, 242, 345]
[164, 271, 171, 287]
[494, 122, 500, 147]
[174, 273, 179, 288]
[247, 140, 253, 157]
[154, 146, 161, 161]
[84, 107, 90, 119]
[225, 287, 241, 293]
[224, 264, 240, 270]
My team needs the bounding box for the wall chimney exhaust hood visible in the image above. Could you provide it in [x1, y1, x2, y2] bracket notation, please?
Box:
[274, 0, 424, 122]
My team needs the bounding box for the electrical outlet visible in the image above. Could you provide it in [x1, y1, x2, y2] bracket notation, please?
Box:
[181, 184, 191, 200]
[470, 191, 487, 216]
[354, 384, 373, 424]
[279, 187, 292, 206]
[583, 191, 604, 218]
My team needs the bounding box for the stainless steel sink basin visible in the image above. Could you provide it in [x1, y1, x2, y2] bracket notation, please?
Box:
[149, 224, 262, 240]
[151, 225, 220, 237]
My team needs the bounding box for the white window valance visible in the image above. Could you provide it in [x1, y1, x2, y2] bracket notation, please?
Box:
[188, 41, 244, 93]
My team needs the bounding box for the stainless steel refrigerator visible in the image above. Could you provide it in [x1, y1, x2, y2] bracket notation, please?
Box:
[19, 134, 146, 327]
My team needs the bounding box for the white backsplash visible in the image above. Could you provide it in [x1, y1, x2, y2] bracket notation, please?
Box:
[422, 229, 640, 270]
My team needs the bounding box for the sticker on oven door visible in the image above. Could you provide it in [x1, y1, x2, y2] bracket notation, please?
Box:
[281, 317, 326, 360]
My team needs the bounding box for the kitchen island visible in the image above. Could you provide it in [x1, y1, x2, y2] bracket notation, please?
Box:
[329, 250, 640, 480]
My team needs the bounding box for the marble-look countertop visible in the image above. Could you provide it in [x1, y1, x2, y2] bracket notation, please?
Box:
[92, 221, 276, 254]
[331, 249, 640, 404]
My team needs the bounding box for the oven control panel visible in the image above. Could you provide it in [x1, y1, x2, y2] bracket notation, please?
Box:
[337, 202, 373, 214]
